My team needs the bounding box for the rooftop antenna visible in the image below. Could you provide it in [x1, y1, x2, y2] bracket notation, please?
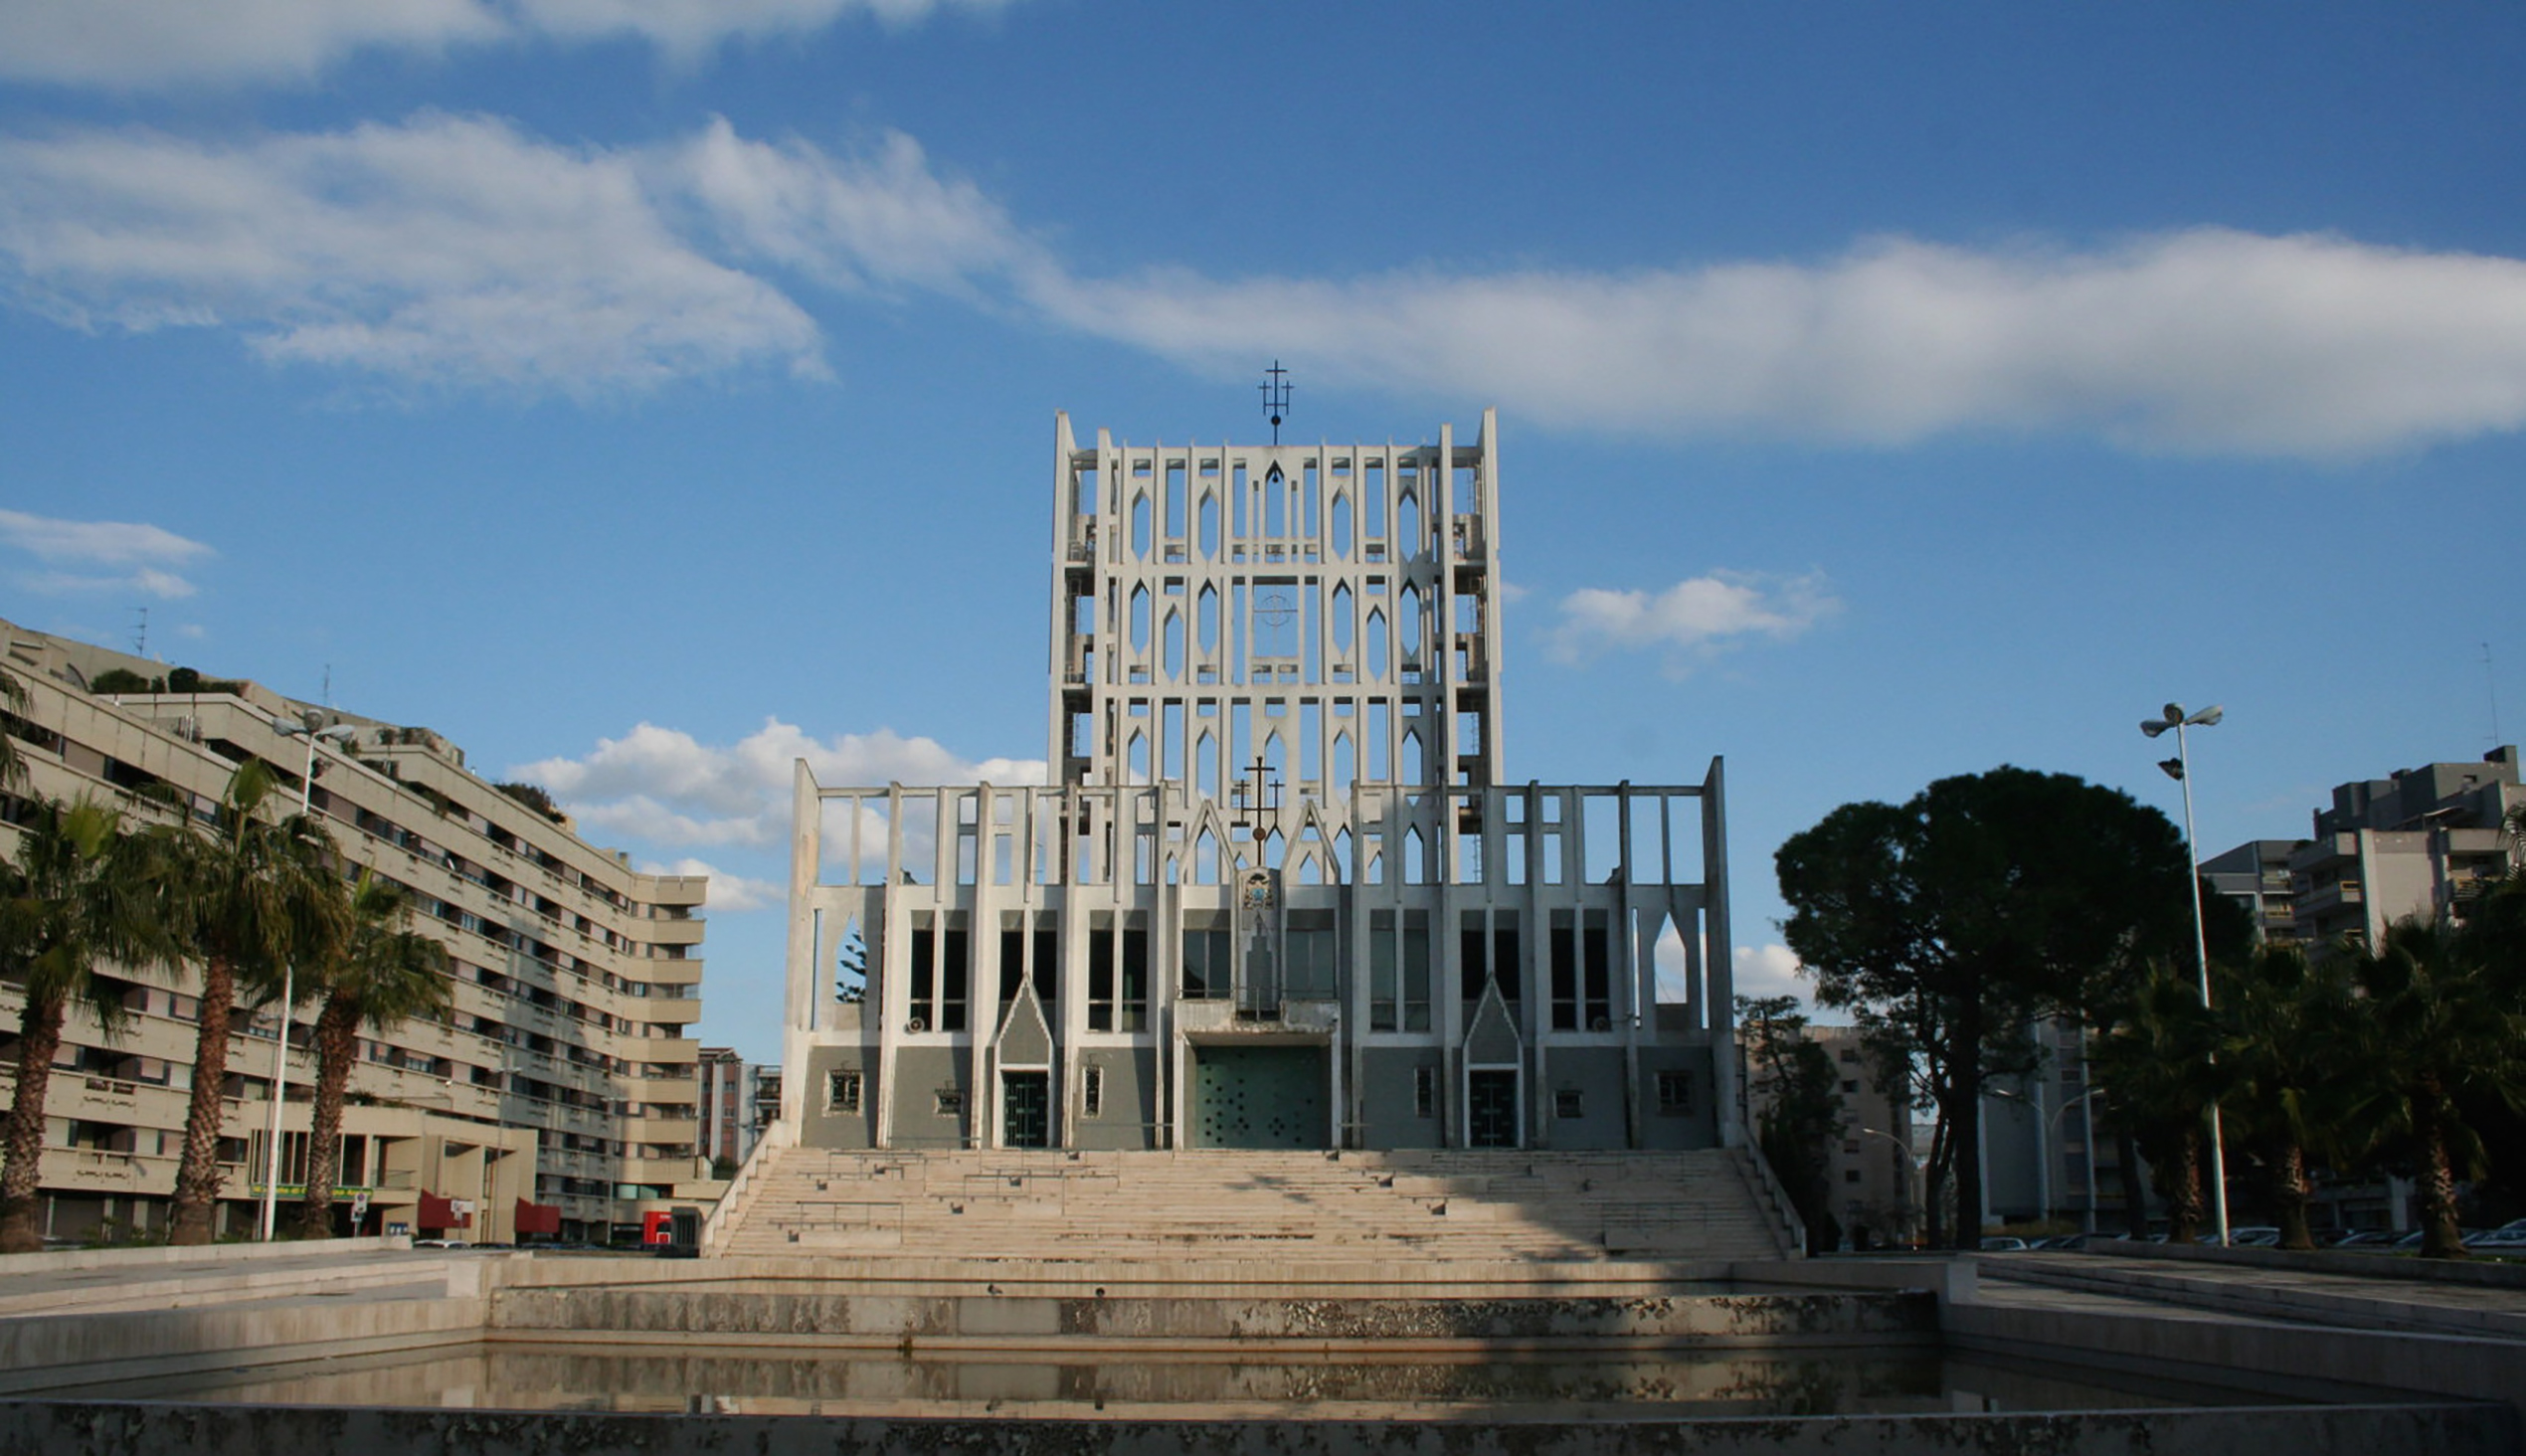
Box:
[1259, 361, 1292, 446]
[323, 663, 333, 708]
[131, 606, 148, 657]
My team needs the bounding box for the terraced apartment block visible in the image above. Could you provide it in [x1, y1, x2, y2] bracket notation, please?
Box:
[0, 618, 708, 1243]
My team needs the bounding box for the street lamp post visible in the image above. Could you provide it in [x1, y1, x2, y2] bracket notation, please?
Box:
[1860, 1126, 1923, 1248]
[2141, 701, 2230, 1248]
[1987, 1082, 2105, 1228]
[261, 715, 358, 1242]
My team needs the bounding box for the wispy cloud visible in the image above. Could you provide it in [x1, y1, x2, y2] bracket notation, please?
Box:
[0, 114, 825, 396]
[1731, 943, 1812, 1005]
[512, 717, 1044, 851]
[1032, 230, 2526, 457]
[0, 0, 1016, 89]
[11, 109, 2526, 456]
[1551, 570, 1837, 675]
[0, 508, 213, 598]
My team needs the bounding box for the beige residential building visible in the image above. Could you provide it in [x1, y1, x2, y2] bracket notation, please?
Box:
[1741, 1024, 1916, 1248]
[0, 619, 707, 1243]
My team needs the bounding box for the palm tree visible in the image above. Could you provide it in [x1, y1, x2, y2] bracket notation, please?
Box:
[162, 760, 349, 1246]
[297, 870, 450, 1238]
[2215, 944, 2355, 1251]
[2091, 961, 2225, 1242]
[0, 799, 168, 1252]
[2342, 915, 2526, 1259]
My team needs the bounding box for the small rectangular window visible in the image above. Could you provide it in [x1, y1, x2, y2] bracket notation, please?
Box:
[1553, 1089, 1584, 1120]
[1656, 1070, 1693, 1114]
[1082, 1065, 1104, 1119]
[1412, 1065, 1437, 1119]
[934, 1089, 964, 1117]
[1841, 1080, 1861, 1094]
[1844, 1169, 1862, 1183]
[827, 1069, 862, 1114]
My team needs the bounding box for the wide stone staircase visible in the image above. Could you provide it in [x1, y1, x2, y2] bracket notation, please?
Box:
[708, 1146, 1796, 1265]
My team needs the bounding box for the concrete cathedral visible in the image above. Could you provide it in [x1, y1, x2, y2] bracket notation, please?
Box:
[781, 410, 1737, 1154]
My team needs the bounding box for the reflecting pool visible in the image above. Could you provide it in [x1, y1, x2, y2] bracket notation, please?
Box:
[56, 1342, 2301, 1420]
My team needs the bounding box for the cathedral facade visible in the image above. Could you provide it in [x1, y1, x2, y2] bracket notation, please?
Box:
[782, 410, 1737, 1153]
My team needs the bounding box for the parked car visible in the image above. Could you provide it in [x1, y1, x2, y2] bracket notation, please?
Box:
[2228, 1226, 2282, 1247]
[2043, 1232, 2129, 1252]
[2328, 1229, 2400, 1249]
[1979, 1235, 2030, 1252]
[2460, 1227, 2526, 1251]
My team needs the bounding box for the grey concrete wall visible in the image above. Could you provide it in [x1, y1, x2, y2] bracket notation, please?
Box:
[486, 1287, 1933, 1344]
[1071, 1047, 1156, 1151]
[1947, 1289, 2526, 1422]
[1357, 1047, 1441, 1148]
[1635, 1048, 1717, 1150]
[1539, 1052, 1626, 1149]
[0, 1398, 2509, 1456]
[887, 1047, 970, 1150]
[0, 1297, 484, 1396]
[801, 1044, 874, 1150]
[2089, 1236, 2526, 1289]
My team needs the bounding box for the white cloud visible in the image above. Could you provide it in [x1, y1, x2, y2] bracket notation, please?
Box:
[1551, 570, 1837, 674]
[0, 508, 213, 598]
[1029, 229, 2526, 458]
[0, 0, 1011, 88]
[513, 717, 1045, 851]
[0, 114, 824, 395]
[642, 856, 782, 913]
[669, 119, 1034, 297]
[1731, 944, 1811, 1005]
[12, 104, 2526, 457]
[517, 0, 1016, 62]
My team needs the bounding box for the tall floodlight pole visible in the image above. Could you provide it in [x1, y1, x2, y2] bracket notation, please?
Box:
[262, 716, 357, 1241]
[2142, 701, 2230, 1247]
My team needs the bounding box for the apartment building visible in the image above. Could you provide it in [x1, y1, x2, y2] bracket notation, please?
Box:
[697, 1047, 777, 1170]
[2206, 747, 2522, 949]
[1739, 1024, 1915, 1248]
[0, 619, 707, 1243]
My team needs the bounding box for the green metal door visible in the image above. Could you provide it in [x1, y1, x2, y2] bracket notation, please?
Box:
[1190, 1045, 1327, 1149]
[1001, 1071, 1049, 1148]
[1469, 1070, 1519, 1148]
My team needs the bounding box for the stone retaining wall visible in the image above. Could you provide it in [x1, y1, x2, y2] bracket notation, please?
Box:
[0, 1398, 2511, 1456]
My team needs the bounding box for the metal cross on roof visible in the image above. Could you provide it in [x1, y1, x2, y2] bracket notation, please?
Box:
[1259, 361, 1292, 445]
[1230, 755, 1283, 832]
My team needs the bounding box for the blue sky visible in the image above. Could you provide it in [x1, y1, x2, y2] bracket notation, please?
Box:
[5, 2, 2524, 1061]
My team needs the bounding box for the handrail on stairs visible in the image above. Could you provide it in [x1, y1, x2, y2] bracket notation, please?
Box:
[1737, 1123, 1809, 1259]
[700, 1115, 795, 1256]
